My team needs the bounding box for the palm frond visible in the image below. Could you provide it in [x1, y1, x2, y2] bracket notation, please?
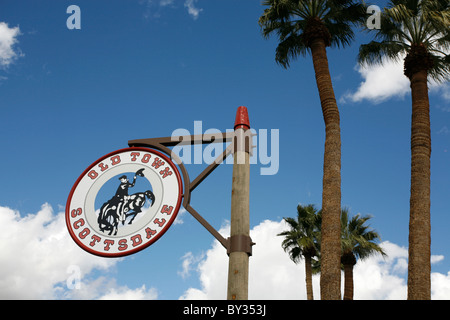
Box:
[259, 0, 367, 66]
[360, 0, 450, 81]
[277, 204, 321, 264]
[341, 210, 386, 262]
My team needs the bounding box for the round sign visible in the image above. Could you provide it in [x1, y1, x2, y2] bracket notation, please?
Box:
[66, 147, 183, 257]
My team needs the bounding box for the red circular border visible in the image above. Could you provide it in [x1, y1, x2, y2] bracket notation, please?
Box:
[65, 147, 183, 258]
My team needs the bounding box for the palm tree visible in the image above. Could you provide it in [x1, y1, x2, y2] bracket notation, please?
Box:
[340, 208, 386, 300]
[278, 204, 321, 300]
[358, 0, 449, 300]
[259, 0, 366, 300]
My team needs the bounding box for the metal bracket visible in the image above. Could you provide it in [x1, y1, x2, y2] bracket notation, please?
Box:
[128, 131, 255, 254]
[227, 235, 255, 256]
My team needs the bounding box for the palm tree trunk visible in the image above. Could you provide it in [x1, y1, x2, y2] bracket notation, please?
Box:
[304, 253, 314, 300]
[309, 38, 342, 300]
[407, 69, 431, 300]
[342, 253, 356, 300]
[343, 263, 354, 300]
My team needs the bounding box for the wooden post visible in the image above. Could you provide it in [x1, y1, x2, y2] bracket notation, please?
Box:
[227, 106, 252, 300]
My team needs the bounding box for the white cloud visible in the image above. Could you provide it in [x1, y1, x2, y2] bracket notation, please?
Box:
[2, 203, 449, 300]
[442, 85, 450, 101]
[179, 229, 229, 299]
[0, 22, 22, 67]
[140, 0, 203, 20]
[0, 204, 157, 299]
[341, 57, 450, 104]
[341, 58, 410, 104]
[173, 207, 187, 225]
[352, 241, 408, 299]
[184, 0, 203, 20]
[431, 272, 450, 299]
[431, 255, 445, 264]
[58, 276, 158, 300]
[98, 283, 158, 300]
[179, 220, 450, 300]
[431, 83, 450, 104]
[159, 0, 175, 6]
[178, 251, 205, 279]
[179, 220, 318, 300]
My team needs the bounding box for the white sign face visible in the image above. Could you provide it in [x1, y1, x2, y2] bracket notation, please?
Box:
[66, 147, 183, 257]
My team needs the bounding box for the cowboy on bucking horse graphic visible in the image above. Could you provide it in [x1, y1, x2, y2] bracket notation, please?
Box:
[97, 168, 155, 236]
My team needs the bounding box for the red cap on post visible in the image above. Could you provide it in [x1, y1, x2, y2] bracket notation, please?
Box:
[234, 106, 250, 130]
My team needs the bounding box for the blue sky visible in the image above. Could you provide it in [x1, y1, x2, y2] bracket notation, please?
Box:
[1, 0, 449, 299]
